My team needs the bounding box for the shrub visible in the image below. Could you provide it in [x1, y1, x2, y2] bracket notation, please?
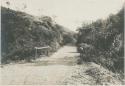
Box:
[77, 8, 124, 72]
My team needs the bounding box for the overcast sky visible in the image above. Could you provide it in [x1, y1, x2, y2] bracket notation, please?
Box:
[1, 0, 124, 31]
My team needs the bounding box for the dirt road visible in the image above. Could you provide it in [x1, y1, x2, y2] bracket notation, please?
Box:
[1, 46, 80, 85]
[0, 46, 122, 85]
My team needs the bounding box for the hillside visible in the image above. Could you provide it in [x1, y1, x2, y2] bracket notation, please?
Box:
[76, 8, 124, 73]
[1, 7, 75, 63]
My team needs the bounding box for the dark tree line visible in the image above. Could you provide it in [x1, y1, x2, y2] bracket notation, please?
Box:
[77, 8, 124, 72]
[1, 7, 75, 63]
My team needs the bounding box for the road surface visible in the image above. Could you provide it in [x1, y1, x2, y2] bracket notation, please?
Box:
[1, 46, 79, 85]
[0, 46, 122, 85]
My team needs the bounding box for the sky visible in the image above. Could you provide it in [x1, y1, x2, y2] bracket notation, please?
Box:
[1, 0, 124, 31]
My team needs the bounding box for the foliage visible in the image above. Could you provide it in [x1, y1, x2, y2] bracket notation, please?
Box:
[1, 7, 75, 63]
[77, 8, 124, 72]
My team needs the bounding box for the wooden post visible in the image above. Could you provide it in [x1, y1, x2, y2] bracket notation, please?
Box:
[35, 48, 37, 59]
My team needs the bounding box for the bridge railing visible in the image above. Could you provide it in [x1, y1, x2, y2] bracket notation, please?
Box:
[34, 46, 51, 59]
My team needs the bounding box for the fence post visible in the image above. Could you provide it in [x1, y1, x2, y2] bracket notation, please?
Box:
[35, 48, 37, 59]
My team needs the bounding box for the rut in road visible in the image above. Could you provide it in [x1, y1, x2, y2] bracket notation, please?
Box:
[1, 46, 80, 85]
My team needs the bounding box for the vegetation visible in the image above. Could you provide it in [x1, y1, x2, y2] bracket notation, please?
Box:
[76, 8, 124, 73]
[1, 7, 75, 63]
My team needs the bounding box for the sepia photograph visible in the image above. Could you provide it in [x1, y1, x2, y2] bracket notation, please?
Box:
[0, 0, 124, 85]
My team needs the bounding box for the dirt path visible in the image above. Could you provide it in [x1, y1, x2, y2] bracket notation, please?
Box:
[0, 46, 122, 85]
[0, 46, 80, 85]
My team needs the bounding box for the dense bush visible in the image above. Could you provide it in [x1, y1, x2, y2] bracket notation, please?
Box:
[77, 8, 124, 72]
[1, 7, 75, 63]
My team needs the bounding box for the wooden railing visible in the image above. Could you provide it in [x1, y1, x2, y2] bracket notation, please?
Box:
[34, 46, 50, 58]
